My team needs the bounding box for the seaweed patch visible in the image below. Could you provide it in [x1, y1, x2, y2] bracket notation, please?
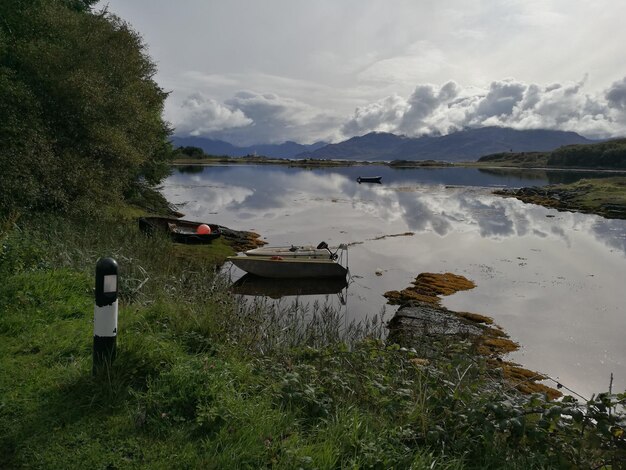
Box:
[386, 272, 561, 399]
[384, 272, 476, 305]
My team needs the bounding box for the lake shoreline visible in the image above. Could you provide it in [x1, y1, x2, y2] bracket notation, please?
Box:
[494, 177, 626, 219]
[172, 156, 626, 173]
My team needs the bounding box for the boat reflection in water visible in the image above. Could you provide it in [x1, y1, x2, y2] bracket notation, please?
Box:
[231, 274, 348, 301]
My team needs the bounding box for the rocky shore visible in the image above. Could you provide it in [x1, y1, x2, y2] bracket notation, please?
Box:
[386, 272, 561, 399]
[218, 225, 266, 252]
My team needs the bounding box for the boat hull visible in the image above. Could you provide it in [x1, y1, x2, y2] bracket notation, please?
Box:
[231, 274, 347, 298]
[356, 176, 382, 184]
[228, 256, 347, 278]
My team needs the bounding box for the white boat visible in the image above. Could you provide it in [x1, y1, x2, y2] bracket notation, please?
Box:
[245, 244, 330, 258]
[230, 241, 348, 278]
[228, 255, 348, 278]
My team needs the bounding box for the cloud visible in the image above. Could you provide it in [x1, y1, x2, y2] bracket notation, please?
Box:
[341, 76, 626, 139]
[606, 77, 626, 117]
[173, 93, 252, 135]
[399, 81, 459, 134]
[342, 81, 460, 136]
[172, 76, 626, 144]
[474, 79, 526, 120]
[173, 90, 341, 145]
[341, 94, 408, 136]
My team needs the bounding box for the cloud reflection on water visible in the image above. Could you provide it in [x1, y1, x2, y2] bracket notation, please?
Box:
[163, 166, 626, 255]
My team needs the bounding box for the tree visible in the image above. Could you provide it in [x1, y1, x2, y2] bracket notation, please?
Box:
[0, 0, 173, 214]
[178, 146, 207, 158]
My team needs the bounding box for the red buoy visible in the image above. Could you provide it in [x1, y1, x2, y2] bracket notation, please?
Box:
[196, 224, 211, 235]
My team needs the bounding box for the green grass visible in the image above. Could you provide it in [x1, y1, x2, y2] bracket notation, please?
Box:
[1, 212, 624, 468]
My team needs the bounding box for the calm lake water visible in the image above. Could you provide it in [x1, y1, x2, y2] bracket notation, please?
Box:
[162, 164, 626, 399]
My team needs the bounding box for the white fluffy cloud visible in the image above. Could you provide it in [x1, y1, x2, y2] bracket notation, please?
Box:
[174, 90, 341, 145]
[173, 94, 252, 136]
[342, 77, 626, 139]
[173, 77, 626, 145]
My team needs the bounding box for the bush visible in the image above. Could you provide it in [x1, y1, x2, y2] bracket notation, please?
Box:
[0, 0, 173, 215]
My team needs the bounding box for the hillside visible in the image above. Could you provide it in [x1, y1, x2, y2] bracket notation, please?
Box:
[299, 127, 595, 162]
[171, 136, 326, 158]
[479, 138, 626, 169]
[548, 138, 626, 169]
[297, 132, 408, 160]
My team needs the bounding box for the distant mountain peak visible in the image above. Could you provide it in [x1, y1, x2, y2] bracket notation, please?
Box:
[297, 127, 596, 162]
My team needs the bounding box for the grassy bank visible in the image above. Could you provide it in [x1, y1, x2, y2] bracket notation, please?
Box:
[1, 212, 625, 468]
[495, 177, 626, 219]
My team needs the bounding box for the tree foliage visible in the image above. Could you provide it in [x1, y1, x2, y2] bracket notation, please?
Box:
[547, 139, 626, 169]
[177, 146, 207, 158]
[0, 0, 173, 214]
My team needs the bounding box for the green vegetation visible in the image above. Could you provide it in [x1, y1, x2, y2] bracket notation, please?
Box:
[476, 152, 550, 168]
[477, 139, 626, 170]
[548, 139, 626, 169]
[2, 215, 626, 468]
[496, 177, 626, 219]
[0, 0, 173, 214]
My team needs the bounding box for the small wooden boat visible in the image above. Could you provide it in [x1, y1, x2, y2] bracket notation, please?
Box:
[356, 176, 382, 184]
[228, 255, 347, 279]
[138, 216, 221, 244]
[231, 274, 347, 298]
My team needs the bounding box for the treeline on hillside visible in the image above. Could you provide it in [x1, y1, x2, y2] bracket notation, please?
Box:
[174, 146, 225, 159]
[0, 0, 173, 214]
[477, 152, 549, 166]
[173, 145, 259, 160]
[478, 139, 626, 169]
[547, 138, 626, 169]
[176, 146, 210, 159]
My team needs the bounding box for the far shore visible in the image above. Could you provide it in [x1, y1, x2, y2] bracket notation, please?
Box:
[172, 156, 626, 173]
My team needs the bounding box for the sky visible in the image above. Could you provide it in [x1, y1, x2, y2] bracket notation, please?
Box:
[98, 0, 626, 145]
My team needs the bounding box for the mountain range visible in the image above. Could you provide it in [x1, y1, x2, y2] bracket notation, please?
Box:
[172, 127, 597, 162]
[171, 136, 327, 158]
[297, 127, 596, 162]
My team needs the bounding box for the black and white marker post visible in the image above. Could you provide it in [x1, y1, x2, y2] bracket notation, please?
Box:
[93, 257, 119, 375]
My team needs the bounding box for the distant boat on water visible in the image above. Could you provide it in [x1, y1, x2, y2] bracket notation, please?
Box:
[357, 176, 382, 184]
